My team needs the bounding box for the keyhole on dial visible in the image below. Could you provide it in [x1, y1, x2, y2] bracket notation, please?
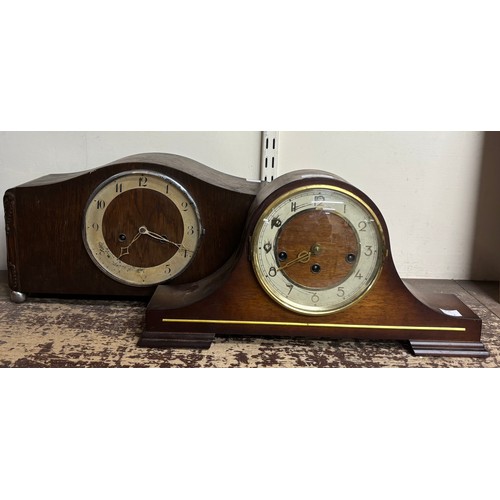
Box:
[118, 233, 127, 242]
[311, 264, 321, 273]
[278, 251, 288, 261]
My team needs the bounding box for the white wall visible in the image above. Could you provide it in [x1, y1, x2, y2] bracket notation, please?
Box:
[278, 132, 496, 280]
[1, 131, 497, 280]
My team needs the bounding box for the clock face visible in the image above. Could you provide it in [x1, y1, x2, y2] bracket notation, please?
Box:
[83, 170, 203, 286]
[251, 184, 385, 315]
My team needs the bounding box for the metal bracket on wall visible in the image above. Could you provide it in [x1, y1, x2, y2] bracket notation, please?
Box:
[260, 131, 279, 182]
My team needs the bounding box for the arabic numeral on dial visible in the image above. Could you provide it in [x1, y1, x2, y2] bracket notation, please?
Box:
[95, 200, 106, 209]
[364, 245, 373, 256]
[268, 266, 277, 277]
[355, 270, 364, 279]
[286, 283, 293, 296]
[358, 220, 367, 231]
[115, 182, 123, 193]
[139, 176, 148, 187]
[165, 264, 171, 274]
[181, 201, 189, 211]
[311, 293, 320, 303]
[337, 286, 345, 298]
[290, 201, 297, 212]
[186, 225, 195, 235]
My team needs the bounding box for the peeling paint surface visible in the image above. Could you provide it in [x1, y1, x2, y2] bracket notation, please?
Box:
[1, 282, 499, 367]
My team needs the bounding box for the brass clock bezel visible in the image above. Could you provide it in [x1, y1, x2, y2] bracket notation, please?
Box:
[82, 170, 203, 287]
[250, 183, 386, 315]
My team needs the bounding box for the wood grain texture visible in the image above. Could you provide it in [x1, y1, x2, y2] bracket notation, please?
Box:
[3, 153, 260, 297]
[276, 210, 358, 288]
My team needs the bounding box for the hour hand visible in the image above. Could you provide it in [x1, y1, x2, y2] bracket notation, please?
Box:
[119, 231, 142, 259]
[277, 250, 311, 272]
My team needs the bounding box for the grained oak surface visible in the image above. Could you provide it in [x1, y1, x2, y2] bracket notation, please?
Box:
[4, 153, 259, 297]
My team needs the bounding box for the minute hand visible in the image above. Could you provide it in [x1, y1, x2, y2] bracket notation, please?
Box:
[140, 226, 191, 253]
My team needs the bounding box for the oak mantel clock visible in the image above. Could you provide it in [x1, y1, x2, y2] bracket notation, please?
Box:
[143, 170, 487, 357]
[4, 153, 260, 300]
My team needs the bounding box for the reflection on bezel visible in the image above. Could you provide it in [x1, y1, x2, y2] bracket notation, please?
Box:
[251, 184, 386, 315]
[82, 170, 203, 287]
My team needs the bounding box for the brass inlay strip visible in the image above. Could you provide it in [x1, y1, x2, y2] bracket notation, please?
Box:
[162, 318, 466, 332]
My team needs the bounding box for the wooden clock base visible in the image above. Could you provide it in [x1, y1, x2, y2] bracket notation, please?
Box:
[141, 254, 488, 358]
[408, 339, 488, 357]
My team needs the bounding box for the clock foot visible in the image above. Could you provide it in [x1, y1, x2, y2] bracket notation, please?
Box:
[10, 290, 27, 303]
[408, 340, 489, 358]
[138, 331, 215, 349]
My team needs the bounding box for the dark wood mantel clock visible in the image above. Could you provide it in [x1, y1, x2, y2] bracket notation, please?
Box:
[4, 153, 260, 300]
[142, 170, 487, 357]
[3, 155, 487, 357]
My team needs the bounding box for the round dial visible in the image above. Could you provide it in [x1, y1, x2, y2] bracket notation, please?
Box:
[83, 170, 203, 286]
[251, 184, 385, 315]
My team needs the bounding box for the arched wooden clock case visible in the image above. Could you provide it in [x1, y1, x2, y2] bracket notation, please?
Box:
[3, 153, 260, 298]
[143, 170, 487, 357]
[4, 155, 487, 357]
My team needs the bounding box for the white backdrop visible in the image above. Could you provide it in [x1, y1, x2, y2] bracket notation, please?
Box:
[1, 131, 497, 280]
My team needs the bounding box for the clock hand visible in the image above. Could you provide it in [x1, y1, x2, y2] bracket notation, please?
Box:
[276, 250, 311, 272]
[119, 225, 194, 260]
[140, 226, 193, 254]
[119, 230, 142, 259]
